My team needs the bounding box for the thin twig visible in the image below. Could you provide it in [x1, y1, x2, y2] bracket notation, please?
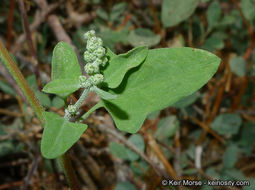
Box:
[17, 0, 40, 81]
[0, 63, 27, 102]
[76, 143, 102, 184]
[60, 154, 81, 190]
[23, 155, 41, 190]
[72, 156, 98, 190]
[0, 181, 24, 190]
[12, 2, 59, 53]
[146, 133, 179, 180]
[65, 1, 95, 28]
[190, 116, 225, 145]
[231, 0, 255, 60]
[231, 0, 253, 38]
[96, 122, 170, 179]
[174, 130, 182, 177]
[35, 0, 85, 75]
[149, 0, 161, 33]
[230, 77, 249, 112]
[0, 108, 22, 117]
[6, 0, 15, 50]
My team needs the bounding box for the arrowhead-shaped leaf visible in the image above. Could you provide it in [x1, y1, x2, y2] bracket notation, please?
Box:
[52, 42, 81, 80]
[44, 42, 81, 97]
[41, 112, 87, 159]
[100, 47, 220, 133]
[103, 46, 148, 88]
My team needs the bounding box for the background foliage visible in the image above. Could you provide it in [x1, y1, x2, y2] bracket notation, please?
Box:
[0, 0, 255, 189]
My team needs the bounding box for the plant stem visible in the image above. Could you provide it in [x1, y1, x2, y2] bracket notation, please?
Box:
[74, 88, 90, 111]
[60, 154, 81, 190]
[0, 40, 45, 123]
[0, 40, 80, 190]
[65, 88, 90, 119]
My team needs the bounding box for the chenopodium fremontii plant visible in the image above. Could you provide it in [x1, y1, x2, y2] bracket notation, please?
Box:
[41, 30, 220, 159]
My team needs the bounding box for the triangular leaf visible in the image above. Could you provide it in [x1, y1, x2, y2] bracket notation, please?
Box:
[100, 47, 220, 133]
[41, 112, 87, 159]
[52, 42, 81, 80]
[103, 46, 148, 88]
[92, 86, 117, 100]
[42, 78, 80, 97]
[44, 42, 82, 98]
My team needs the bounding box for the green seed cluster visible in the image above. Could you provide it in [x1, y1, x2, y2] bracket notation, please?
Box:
[66, 105, 76, 115]
[80, 30, 108, 88]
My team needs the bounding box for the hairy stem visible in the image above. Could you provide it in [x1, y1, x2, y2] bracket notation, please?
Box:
[65, 88, 90, 119]
[74, 88, 90, 111]
[0, 40, 45, 123]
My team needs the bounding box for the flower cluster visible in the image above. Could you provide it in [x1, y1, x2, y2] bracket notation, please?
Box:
[79, 30, 108, 89]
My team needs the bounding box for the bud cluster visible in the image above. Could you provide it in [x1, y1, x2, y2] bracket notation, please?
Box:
[80, 30, 108, 89]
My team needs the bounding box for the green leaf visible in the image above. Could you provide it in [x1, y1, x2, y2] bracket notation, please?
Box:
[206, 1, 221, 29]
[96, 9, 109, 20]
[100, 28, 129, 50]
[229, 56, 246, 77]
[128, 28, 161, 47]
[241, 0, 255, 21]
[223, 144, 239, 169]
[52, 96, 65, 108]
[172, 92, 199, 108]
[147, 111, 160, 120]
[92, 86, 117, 100]
[100, 47, 220, 133]
[41, 112, 87, 159]
[211, 113, 242, 136]
[223, 168, 247, 180]
[45, 42, 81, 97]
[42, 78, 80, 97]
[0, 124, 6, 135]
[52, 42, 81, 80]
[161, 0, 199, 28]
[130, 160, 148, 176]
[109, 142, 129, 159]
[109, 134, 144, 161]
[154, 116, 179, 140]
[202, 36, 224, 51]
[110, 3, 127, 22]
[0, 80, 15, 96]
[0, 140, 18, 157]
[206, 167, 220, 180]
[236, 122, 255, 154]
[35, 91, 51, 108]
[126, 134, 145, 161]
[103, 46, 148, 88]
[244, 179, 255, 190]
